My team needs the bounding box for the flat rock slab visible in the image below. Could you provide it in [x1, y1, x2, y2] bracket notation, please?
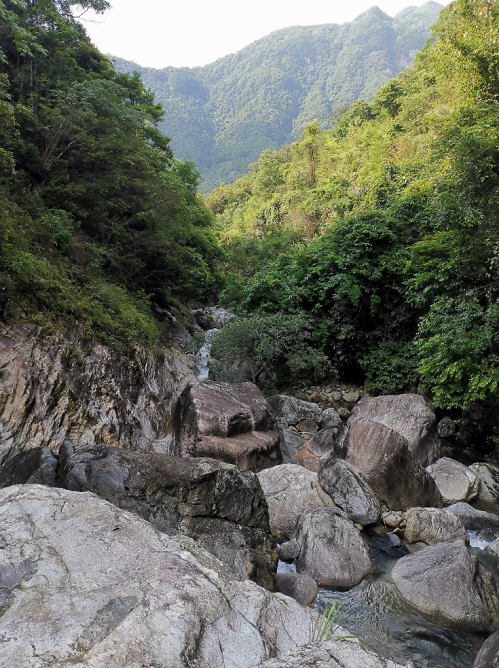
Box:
[0, 485, 316, 668]
[257, 464, 334, 540]
[426, 457, 479, 504]
[350, 394, 440, 467]
[342, 418, 442, 511]
[391, 539, 499, 630]
[175, 380, 282, 471]
[59, 443, 276, 589]
[319, 459, 380, 526]
[403, 507, 468, 545]
[292, 507, 373, 588]
[254, 640, 416, 668]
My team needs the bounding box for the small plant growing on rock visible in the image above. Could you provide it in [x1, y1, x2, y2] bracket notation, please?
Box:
[309, 600, 356, 643]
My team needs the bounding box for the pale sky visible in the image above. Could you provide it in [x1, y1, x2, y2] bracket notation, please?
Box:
[83, 0, 452, 70]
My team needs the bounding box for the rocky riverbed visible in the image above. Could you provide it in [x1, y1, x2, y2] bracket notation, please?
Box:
[0, 312, 498, 668]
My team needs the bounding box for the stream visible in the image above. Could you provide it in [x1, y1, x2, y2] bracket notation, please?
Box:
[194, 308, 496, 667]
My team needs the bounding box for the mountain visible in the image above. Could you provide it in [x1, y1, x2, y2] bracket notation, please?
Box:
[111, 2, 443, 191]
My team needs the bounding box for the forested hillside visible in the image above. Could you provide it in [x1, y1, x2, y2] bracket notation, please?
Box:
[112, 2, 442, 191]
[0, 0, 221, 346]
[207, 0, 499, 448]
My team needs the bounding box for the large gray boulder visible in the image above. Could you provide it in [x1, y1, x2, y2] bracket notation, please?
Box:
[318, 459, 380, 526]
[59, 443, 276, 589]
[446, 502, 499, 531]
[469, 462, 499, 506]
[174, 380, 282, 471]
[0, 484, 318, 668]
[403, 507, 468, 545]
[278, 427, 303, 464]
[269, 395, 322, 428]
[391, 539, 499, 630]
[257, 464, 334, 540]
[291, 507, 373, 588]
[274, 573, 318, 606]
[342, 418, 442, 511]
[473, 629, 499, 668]
[350, 394, 440, 467]
[426, 457, 479, 504]
[255, 640, 416, 668]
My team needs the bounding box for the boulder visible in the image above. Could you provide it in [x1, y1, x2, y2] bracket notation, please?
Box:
[278, 427, 303, 464]
[278, 539, 300, 563]
[291, 507, 373, 588]
[274, 573, 318, 606]
[426, 457, 479, 503]
[318, 459, 380, 526]
[391, 539, 499, 630]
[446, 502, 499, 531]
[307, 429, 345, 459]
[469, 462, 499, 506]
[0, 446, 58, 488]
[473, 629, 499, 668]
[342, 418, 442, 511]
[482, 538, 499, 571]
[174, 380, 282, 471]
[257, 464, 334, 540]
[437, 416, 456, 438]
[255, 640, 416, 668]
[59, 443, 276, 589]
[0, 484, 318, 668]
[349, 394, 440, 467]
[269, 395, 322, 428]
[321, 407, 344, 431]
[403, 507, 468, 545]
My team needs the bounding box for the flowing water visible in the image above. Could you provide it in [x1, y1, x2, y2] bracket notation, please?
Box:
[192, 307, 232, 380]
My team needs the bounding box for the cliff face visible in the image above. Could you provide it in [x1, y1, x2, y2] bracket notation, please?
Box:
[0, 323, 196, 465]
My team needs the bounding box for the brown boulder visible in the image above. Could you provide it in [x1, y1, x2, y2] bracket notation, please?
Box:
[343, 419, 442, 511]
[175, 380, 282, 471]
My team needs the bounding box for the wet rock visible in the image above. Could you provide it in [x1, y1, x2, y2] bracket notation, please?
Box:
[0, 323, 194, 465]
[341, 418, 442, 511]
[274, 573, 318, 606]
[426, 457, 479, 503]
[446, 502, 499, 531]
[391, 539, 499, 630]
[469, 462, 499, 505]
[472, 629, 499, 668]
[257, 464, 334, 540]
[269, 395, 322, 427]
[0, 485, 318, 668]
[0, 446, 58, 488]
[318, 459, 380, 526]
[403, 507, 468, 545]
[255, 639, 416, 668]
[175, 380, 282, 472]
[59, 443, 276, 589]
[291, 507, 373, 588]
[278, 539, 300, 563]
[437, 416, 456, 439]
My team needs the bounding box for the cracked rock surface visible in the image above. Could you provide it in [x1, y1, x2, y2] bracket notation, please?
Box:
[0, 484, 315, 668]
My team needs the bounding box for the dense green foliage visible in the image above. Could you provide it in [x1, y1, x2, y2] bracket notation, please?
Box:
[209, 0, 499, 445]
[112, 3, 442, 191]
[0, 0, 222, 345]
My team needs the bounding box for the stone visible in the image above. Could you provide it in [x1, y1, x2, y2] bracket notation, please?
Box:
[437, 416, 456, 438]
[426, 457, 479, 503]
[291, 507, 373, 588]
[342, 418, 442, 511]
[391, 539, 499, 630]
[274, 573, 318, 606]
[296, 419, 319, 435]
[333, 391, 342, 401]
[59, 443, 276, 589]
[469, 462, 499, 505]
[255, 640, 417, 668]
[175, 380, 282, 471]
[278, 427, 302, 464]
[350, 394, 440, 467]
[337, 407, 350, 418]
[342, 390, 360, 403]
[482, 538, 499, 571]
[446, 502, 499, 531]
[0, 484, 319, 668]
[321, 407, 343, 431]
[0, 323, 194, 464]
[278, 539, 300, 563]
[473, 629, 499, 668]
[269, 395, 322, 427]
[257, 464, 334, 540]
[0, 446, 58, 487]
[403, 507, 468, 545]
[318, 459, 380, 526]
